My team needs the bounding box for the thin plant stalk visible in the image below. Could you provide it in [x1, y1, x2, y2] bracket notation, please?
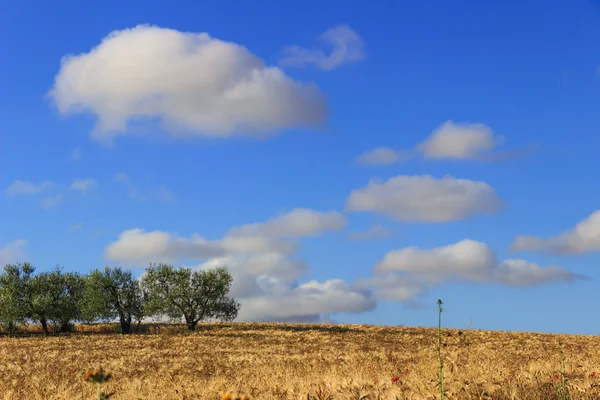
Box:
[437, 299, 445, 400]
[558, 341, 569, 400]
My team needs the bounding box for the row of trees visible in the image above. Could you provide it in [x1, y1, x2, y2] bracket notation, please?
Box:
[0, 263, 240, 335]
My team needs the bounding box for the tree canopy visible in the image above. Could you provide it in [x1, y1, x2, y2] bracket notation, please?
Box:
[142, 264, 240, 331]
[80, 266, 145, 334]
[0, 262, 239, 335]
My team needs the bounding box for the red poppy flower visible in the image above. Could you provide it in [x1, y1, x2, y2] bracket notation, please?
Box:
[392, 377, 399, 383]
[554, 374, 559, 380]
[591, 372, 596, 378]
[405, 368, 409, 373]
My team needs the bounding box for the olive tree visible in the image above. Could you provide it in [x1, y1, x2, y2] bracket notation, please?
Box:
[80, 267, 145, 334]
[141, 264, 240, 331]
[0, 263, 34, 334]
[25, 267, 85, 334]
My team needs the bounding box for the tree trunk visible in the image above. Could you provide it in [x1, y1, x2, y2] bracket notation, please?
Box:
[7, 321, 16, 336]
[58, 321, 72, 333]
[135, 320, 141, 334]
[40, 317, 49, 335]
[119, 313, 132, 334]
[187, 320, 198, 331]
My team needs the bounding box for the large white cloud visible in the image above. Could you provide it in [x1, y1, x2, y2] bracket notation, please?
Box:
[0, 240, 28, 265]
[279, 25, 365, 70]
[512, 210, 600, 255]
[237, 278, 376, 321]
[355, 273, 426, 302]
[104, 208, 364, 321]
[228, 208, 347, 238]
[375, 239, 576, 286]
[50, 24, 329, 143]
[104, 229, 225, 263]
[104, 209, 344, 265]
[417, 121, 502, 160]
[345, 175, 503, 222]
[196, 253, 307, 299]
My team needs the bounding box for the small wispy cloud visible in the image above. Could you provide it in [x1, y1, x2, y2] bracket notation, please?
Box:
[356, 121, 535, 166]
[0, 239, 27, 265]
[348, 225, 391, 241]
[7, 180, 53, 196]
[355, 147, 413, 166]
[115, 173, 175, 203]
[115, 173, 146, 202]
[41, 194, 63, 209]
[280, 25, 365, 70]
[68, 178, 97, 193]
[156, 186, 176, 204]
[69, 222, 83, 231]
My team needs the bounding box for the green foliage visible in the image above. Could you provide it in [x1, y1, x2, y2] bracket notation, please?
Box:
[0, 263, 35, 334]
[85, 368, 112, 400]
[80, 267, 145, 334]
[24, 267, 85, 334]
[142, 264, 240, 330]
[0, 262, 241, 335]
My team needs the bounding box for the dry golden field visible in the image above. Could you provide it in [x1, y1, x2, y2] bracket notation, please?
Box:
[1, 322, 600, 400]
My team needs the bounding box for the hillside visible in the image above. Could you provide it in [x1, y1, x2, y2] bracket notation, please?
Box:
[1, 323, 599, 399]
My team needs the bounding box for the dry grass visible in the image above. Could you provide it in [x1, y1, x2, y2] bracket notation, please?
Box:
[1, 322, 600, 399]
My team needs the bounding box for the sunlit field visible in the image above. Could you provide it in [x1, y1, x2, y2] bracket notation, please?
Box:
[1, 322, 599, 399]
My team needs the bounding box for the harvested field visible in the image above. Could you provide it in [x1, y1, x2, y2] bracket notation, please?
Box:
[1, 323, 600, 399]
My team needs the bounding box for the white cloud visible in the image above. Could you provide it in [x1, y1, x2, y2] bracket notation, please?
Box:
[355, 121, 525, 167]
[280, 25, 365, 70]
[104, 229, 224, 264]
[195, 254, 306, 299]
[376, 239, 497, 276]
[237, 278, 376, 321]
[114, 173, 177, 203]
[105, 208, 360, 321]
[355, 147, 412, 166]
[198, 253, 306, 282]
[0, 240, 28, 265]
[347, 225, 391, 241]
[512, 210, 600, 255]
[220, 235, 296, 255]
[492, 259, 577, 286]
[156, 186, 175, 204]
[71, 148, 82, 161]
[228, 208, 347, 238]
[114, 173, 146, 201]
[41, 194, 63, 209]
[50, 24, 328, 144]
[7, 180, 53, 196]
[375, 239, 576, 286]
[103, 208, 344, 266]
[417, 121, 503, 160]
[355, 273, 426, 302]
[69, 178, 97, 193]
[345, 175, 503, 222]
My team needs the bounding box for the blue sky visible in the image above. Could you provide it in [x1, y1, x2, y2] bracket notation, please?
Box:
[2, 0, 600, 334]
